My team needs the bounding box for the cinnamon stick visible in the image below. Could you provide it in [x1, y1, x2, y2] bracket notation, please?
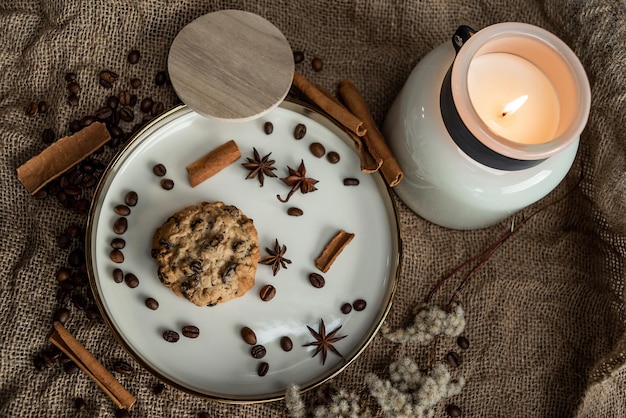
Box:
[314, 84, 381, 173]
[186, 139, 241, 187]
[292, 71, 367, 137]
[338, 80, 404, 186]
[49, 322, 136, 410]
[17, 122, 111, 194]
[315, 230, 355, 273]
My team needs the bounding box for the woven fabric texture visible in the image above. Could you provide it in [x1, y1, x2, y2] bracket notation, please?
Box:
[1, 0, 625, 417]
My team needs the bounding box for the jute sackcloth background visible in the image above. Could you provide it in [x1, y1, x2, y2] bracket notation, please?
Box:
[1, 0, 625, 416]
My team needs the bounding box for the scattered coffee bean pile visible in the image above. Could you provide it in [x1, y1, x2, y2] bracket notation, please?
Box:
[28, 47, 177, 416]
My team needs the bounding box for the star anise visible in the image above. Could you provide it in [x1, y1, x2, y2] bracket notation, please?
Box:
[259, 238, 292, 276]
[242, 147, 277, 186]
[303, 319, 347, 365]
[277, 160, 318, 202]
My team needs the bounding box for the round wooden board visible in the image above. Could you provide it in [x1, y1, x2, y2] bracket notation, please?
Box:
[167, 10, 294, 121]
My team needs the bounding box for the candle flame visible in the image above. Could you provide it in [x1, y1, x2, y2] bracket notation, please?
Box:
[501, 95, 528, 117]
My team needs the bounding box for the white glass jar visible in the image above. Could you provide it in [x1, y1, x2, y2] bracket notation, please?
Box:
[384, 23, 591, 229]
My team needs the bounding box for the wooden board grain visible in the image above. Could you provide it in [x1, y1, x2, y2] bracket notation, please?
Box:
[168, 10, 294, 121]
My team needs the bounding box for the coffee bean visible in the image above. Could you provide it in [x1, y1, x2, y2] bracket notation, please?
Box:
[113, 217, 128, 234]
[445, 351, 462, 368]
[311, 57, 324, 72]
[152, 164, 166, 177]
[68, 248, 85, 267]
[64, 360, 79, 374]
[327, 151, 340, 164]
[71, 293, 88, 310]
[67, 93, 80, 107]
[66, 224, 82, 238]
[85, 306, 100, 320]
[151, 101, 165, 116]
[109, 239, 125, 252]
[124, 273, 139, 288]
[280, 336, 293, 352]
[457, 335, 470, 350]
[65, 72, 77, 82]
[263, 121, 274, 134]
[38, 100, 48, 113]
[140, 98, 154, 113]
[33, 354, 47, 371]
[110, 249, 124, 263]
[73, 397, 86, 411]
[41, 128, 56, 144]
[74, 197, 90, 214]
[125, 191, 138, 206]
[446, 404, 462, 417]
[115, 408, 131, 418]
[293, 123, 307, 139]
[99, 70, 118, 88]
[259, 284, 276, 301]
[241, 326, 257, 345]
[145, 297, 159, 310]
[257, 361, 269, 376]
[115, 205, 131, 216]
[127, 49, 141, 64]
[25, 101, 38, 117]
[109, 126, 123, 139]
[155, 70, 168, 86]
[107, 95, 120, 109]
[308, 273, 325, 288]
[53, 308, 70, 324]
[112, 268, 124, 283]
[341, 303, 352, 314]
[119, 106, 134, 122]
[163, 330, 179, 343]
[198, 412, 212, 418]
[130, 78, 142, 89]
[114, 360, 133, 375]
[160, 178, 174, 190]
[67, 81, 80, 94]
[80, 115, 96, 128]
[293, 50, 304, 64]
[343, 178, 360, 186]
[56, 267, 71, 282]
[63, 185, 81, 196]
[287, 207, 303, 216]
[310, 142, 325, 158]
[353, 299, 367, 311]
[71, 270, 87, 287]
[152, 382, 166, 396]
[182, 325, 200, 339]
[251, 344, 266, 359]
[118, 90, 131, 106]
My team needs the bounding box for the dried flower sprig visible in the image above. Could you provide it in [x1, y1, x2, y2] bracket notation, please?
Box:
[286, 384, 371, 418]
[285, 359, 464, 418]
[382, 303, 465, 345]
[366, 359, 465, 418]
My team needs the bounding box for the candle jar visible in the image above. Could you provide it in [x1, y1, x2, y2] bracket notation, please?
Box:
[384, 23, 591, 229]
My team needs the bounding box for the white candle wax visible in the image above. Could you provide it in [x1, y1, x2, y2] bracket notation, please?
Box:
[467, 52, 560, 145]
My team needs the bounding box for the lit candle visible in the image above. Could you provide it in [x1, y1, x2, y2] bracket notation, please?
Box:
[466, 53, 560, 144]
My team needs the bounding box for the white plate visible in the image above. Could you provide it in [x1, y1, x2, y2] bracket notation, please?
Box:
[87, 101, 400, 403]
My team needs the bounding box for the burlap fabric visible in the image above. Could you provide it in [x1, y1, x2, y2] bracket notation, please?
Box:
[1, 0, 625, 416]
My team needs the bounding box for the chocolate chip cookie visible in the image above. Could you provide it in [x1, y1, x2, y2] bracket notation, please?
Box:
[151, 201, 260, 306]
